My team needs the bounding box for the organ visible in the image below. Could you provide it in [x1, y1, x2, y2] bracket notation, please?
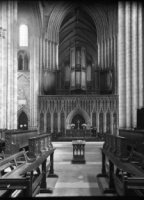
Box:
[70, 47, 86, 93]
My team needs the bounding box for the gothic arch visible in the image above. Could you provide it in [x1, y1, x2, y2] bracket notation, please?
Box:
[47, 2, 108, 43]
[66, 106, 91, 129]
[17, 106, 30, 128]
[18, 50, 30, 71]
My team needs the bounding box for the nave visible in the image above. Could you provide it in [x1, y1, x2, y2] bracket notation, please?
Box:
[36, 141, 114, 197]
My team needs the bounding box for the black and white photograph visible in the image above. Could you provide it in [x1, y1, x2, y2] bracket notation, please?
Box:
[0, 0, 144, 198]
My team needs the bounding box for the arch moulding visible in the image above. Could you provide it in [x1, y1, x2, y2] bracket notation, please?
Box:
[65, 106, 91, 129]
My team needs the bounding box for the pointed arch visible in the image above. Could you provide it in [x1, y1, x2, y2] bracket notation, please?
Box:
[66, 106, 91, 129]
[18, 110, 28, 130]
[47, 2, 109, 43]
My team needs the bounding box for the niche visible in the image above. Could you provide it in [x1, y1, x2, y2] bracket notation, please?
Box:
[18, 111, 28, 130]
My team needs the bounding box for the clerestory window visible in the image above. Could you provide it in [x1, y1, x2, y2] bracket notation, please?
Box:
[19, 24, 28, 47]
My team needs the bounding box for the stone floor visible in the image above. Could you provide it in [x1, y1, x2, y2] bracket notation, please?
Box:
[36, 141, 114, 198]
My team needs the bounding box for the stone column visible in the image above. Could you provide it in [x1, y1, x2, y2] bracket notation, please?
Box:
[49, 41, 52, 70]
[103, 41, 105, 69]
[97, 43, 100, 66]
[58, 112, 61, 133]
[101, 41, 104, 68]
[53, 42, 55, 70]
[30, 36, 39, 129]
[96, 113, 99, 132]
[44, 113, 47, 132]
[103, 112, 106, 133]
[7, 1, 18, 129]
[1, 2, 7, 129]
[118, 1, 126, 128]
[138, 2, 143, 108]
[51, 113, 53, 133]
[104, 40, 107, 68]
[110, 112, 113, 134]
[7, 1, 13, 129]
[116, 112, 119, 136]
[43, 38, 45, 68]
[56, 42, 59, 70]
[39, 37, 43, 95]
[114, 36, 117, 94]
[131, 2, 138, 128]
[48, 40, 50, 69]
[46, 39, 49, 68]
[125, 2, 131, 127]
[107, 39, 109, 68]
[51, 41, 53, 70]
[0, 2, 7, 128]
[111, 38, 113, 67]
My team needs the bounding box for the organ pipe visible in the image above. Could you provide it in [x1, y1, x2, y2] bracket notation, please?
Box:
[70, 47, 86, 91]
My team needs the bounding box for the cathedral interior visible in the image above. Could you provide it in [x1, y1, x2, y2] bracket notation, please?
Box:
[0, 0, 144, 197]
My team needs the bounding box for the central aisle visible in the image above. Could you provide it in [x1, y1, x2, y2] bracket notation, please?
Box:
[37, 141, 104, 197]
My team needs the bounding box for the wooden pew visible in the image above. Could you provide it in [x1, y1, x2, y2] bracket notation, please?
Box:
[0, 148, 57, 197]
[103, 133, 128, 158]
[20, 148, 58, 195]
[0, 150, 35, 197]
[27, 133, 58, 179]
[113, 171, 144, 196]
[120, 146, 144, 170]
[119, 129, 144, 150]
[4, 129, 38, 154]
[97, 148, 144, 196]
[28, 133, 53, 158]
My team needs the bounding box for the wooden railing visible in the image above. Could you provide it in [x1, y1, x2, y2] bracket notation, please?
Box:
[4, 130, 38, 154]
[119, 129, 144, 149]
[0, 150, 35, 197]
[114, 172, 144, 196]
[103, 133, 128, 158]
[0, 148, 58, 197]
[97, 148, 144, 196]
[28, 133, 53, 157]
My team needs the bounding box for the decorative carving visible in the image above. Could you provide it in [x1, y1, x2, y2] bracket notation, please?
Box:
[5, 132, 11, 153]
[28, 133, 53, 157]
[40, 138, 44, 153]
[18, 73, 30, 114]
[39, 95, 118, 134]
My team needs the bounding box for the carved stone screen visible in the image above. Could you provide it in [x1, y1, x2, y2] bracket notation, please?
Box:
[39, 95, 118, 136]
[92, 112, 96, 128]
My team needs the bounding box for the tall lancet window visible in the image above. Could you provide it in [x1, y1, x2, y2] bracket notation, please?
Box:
[19, 24, 28, 46]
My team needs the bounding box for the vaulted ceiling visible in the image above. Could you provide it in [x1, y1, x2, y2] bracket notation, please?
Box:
[35, 1, 117, 68]
[59, 6, 97, 63]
